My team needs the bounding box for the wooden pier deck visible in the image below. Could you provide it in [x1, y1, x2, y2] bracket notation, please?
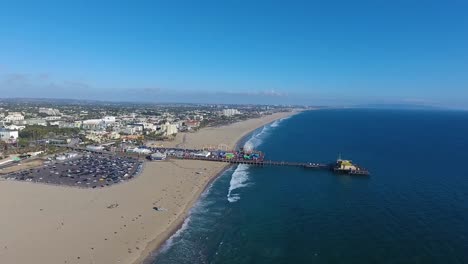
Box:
[61, 145, 369, 175]
[172, 156, 330, 169]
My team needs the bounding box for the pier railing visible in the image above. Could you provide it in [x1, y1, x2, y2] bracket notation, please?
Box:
[170, 155, 330, 169]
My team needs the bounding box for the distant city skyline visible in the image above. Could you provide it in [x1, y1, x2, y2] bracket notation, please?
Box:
[1, 1, 467, 108]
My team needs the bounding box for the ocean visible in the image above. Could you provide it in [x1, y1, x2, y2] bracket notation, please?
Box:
[151, 109, 468, 264]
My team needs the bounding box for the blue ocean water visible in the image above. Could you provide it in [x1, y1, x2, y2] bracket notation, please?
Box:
[151, 109, 468, 264]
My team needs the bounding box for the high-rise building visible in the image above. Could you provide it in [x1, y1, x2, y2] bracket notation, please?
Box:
[222, 109, 241, 117]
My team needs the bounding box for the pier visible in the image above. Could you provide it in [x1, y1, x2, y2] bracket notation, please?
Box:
[60, 145, 370, 176]
[172, 155, 330, 168]
[169, 155, 370, 175]
[151, 147, 369, 175]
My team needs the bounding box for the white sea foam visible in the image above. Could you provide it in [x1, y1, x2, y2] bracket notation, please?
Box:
[227, 164, 250, 202]
[226, 118, 288, 203]
[247, 117, 288, 147]
[245, 124, 270, 148]
[272, 116, 291, 127]
[270, 119, 280, 128]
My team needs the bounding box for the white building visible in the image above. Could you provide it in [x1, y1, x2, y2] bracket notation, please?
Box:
[4, 112, 24, 122]
[121, 126, 137, 135]
[59, 122, 77, 129]
[0, 128, 19, 142]
[102, 116, 116, 123]
[222, 109, 241, 117]
[121, 125, 143, 135]
[138, 122, 156, 131]
[5, 124, 25, 131]
[39, 108, 61, 116]
[22, 118, 48, 126]
[161, 122, 178, 136]
[45, 116, 62, 121]
[82, 119, 105, 130]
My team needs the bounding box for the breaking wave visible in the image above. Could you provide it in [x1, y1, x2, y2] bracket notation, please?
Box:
[227, 164, 250, 202]
[244, 116, 288, 148]
[270, 119, 280, 128]
[226, 117, 288, 203]
[271, 116, 291, 128]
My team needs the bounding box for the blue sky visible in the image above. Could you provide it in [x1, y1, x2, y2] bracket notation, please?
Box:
[0, 0, 467, 107]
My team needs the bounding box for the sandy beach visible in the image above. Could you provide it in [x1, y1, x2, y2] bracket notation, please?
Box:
[0, 111, 297, 264]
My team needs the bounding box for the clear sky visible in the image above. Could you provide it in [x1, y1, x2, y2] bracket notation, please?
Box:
[1, 0, 467, 107]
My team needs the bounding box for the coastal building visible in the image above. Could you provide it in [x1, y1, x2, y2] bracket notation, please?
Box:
[85, 131, 121, 143]
[21, 118, 47, 126]
[39, 107, 61, 116]
[4, 124, 25, 131]
[4, 112, 24, 122]
[222, 109, 241, 117]
[136, 122, 156, 131]
[82, 119, 106, 130]
[192, 114, 204, 121]
[45, 116, 62, 121]
[102, 116, 116, 123]
[120, 125, 143, 135]
[184, 120, 201, 129]
[59, 122, 78, 129]
[0, 128, 19, 142]
[161, 122, 178, 136]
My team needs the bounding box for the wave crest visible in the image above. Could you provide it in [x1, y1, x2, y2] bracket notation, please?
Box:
[227, 164, 250, 203]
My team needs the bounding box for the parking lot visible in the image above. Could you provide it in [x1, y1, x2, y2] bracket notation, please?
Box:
[3, 153, 143, 188]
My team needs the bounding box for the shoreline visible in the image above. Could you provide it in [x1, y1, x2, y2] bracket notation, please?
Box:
[136, 111, 300, 264]
[0, 111, 301, 264]
[139, 163, 232, 264]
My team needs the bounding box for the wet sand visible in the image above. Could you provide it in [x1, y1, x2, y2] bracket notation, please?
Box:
[0, 111, 298, 264]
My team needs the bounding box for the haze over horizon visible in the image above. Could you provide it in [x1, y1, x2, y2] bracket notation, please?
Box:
[1, 0, 467, 108]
